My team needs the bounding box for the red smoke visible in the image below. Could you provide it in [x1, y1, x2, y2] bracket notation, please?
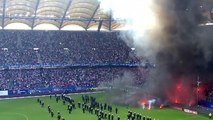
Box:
[167, 76, 205, 106]
[159, 104, 164, 109]
[138, 98, 148, 106]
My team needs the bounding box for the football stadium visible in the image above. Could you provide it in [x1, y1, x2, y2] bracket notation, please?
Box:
[0, 0, 213, 120]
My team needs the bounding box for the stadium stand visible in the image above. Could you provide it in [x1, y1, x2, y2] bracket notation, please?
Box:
[0, 30, 141, 65]
[0, 30, 148, 95]
[207, 90, 213, 102]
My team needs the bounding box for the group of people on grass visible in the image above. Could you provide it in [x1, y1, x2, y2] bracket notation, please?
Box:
[36, 94, 154, 120]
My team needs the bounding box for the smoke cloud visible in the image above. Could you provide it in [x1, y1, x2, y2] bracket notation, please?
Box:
[99, 0, 213, 106]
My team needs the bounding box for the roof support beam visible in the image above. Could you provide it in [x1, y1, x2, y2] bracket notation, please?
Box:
[2, 0, 6, 29]
[32, 0, 40, 29]
[0, 16, 120, 22]
[59, 0, 72, 29]
[98, 20, 103, 32]
[109, 9, 112, 31]
[85, 3, 100, 30]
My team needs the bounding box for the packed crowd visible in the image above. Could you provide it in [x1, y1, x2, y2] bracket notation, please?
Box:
[0, 30, 148, 91]
[0, 67, 149, 91]
[0, 30, 141, 65]
[207, 89, 213, 102]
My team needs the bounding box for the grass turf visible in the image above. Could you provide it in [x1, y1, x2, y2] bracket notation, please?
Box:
[0, 92, 210, 120]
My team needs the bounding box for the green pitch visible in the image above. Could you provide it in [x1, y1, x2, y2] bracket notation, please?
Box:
[0, 92, 210, 120]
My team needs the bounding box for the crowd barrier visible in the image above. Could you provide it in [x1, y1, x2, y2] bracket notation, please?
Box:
[0, 86, 95, 97]
[199, 100, 213, 109]
[0, 90, 8, 96]
[0, 63, 154, 70]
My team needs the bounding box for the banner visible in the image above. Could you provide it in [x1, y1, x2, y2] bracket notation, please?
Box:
[0, 90, 8, 96]
[199, 100, 213, 109]
[7, 86, 94, 96]
[183, 109, 198, 115]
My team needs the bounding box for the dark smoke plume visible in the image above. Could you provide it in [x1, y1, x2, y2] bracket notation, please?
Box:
[99, 0, 213, 106]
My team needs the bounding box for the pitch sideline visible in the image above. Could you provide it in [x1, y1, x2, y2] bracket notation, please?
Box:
[0, 112, 29, 120]
[0, 91, 103, 101]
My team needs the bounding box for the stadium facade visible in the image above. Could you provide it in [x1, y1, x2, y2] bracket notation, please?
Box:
[0, 0, 126, 30]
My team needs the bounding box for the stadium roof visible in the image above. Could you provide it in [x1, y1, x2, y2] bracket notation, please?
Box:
[0, 0, 124, 30]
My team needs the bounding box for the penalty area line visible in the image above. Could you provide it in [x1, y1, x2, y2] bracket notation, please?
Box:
[0, 112, 29, 120]
[176, 115, 198, 120]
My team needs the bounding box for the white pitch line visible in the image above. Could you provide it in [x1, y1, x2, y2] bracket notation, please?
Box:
[0, 91, 103, 101]
[0, 112, 29, 120]
[176, 115, 198, 120]
[15, 113, 29, 120]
